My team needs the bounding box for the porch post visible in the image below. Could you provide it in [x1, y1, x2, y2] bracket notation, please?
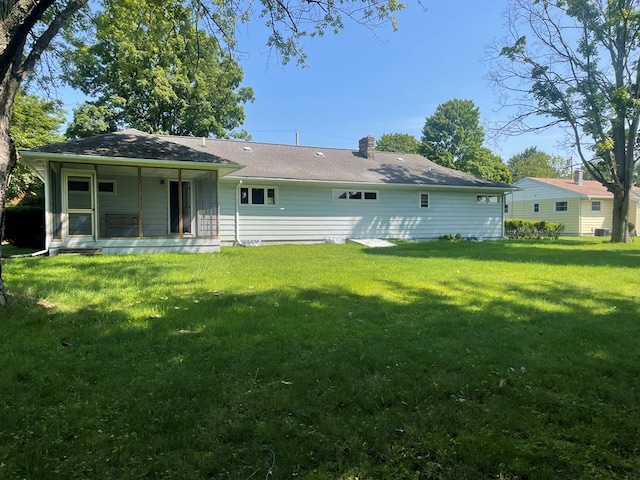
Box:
[137, 166, 143, 238]
[178, 169, 183, 238]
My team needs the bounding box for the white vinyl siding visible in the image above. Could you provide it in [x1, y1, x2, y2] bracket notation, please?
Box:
[219, 181, 504, 243]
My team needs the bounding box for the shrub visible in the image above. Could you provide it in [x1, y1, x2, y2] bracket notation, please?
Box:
[438, 233, 462, 242]
[505, 219, 565, 240]
[3, 205, 45, 249]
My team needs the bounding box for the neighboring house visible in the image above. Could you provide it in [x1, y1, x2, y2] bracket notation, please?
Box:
[20, 129, 515, 255]
[505, 171, 640, 236]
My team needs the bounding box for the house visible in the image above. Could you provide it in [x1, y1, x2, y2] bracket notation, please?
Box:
[19, 129, 515, 255]
[505, 171, 640, 236]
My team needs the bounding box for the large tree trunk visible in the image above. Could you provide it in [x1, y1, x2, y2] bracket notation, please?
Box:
[0, 74, 20, 306]
[611, 185, 630, 243]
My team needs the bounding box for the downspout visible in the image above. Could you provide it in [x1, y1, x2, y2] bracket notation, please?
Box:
[235, 180, 243, 245]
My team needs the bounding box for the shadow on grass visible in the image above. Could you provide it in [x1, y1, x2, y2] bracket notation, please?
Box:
[2, 268, 639, 479]
[364, 239, 640, 268]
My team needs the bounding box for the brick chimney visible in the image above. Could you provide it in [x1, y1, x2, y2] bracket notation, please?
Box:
[573, 169, 583, 186]
[358, 135, 375, 159]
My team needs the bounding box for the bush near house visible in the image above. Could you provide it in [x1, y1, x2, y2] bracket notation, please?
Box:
[3, 205, 45, 249]
[505, 219, 565, 239]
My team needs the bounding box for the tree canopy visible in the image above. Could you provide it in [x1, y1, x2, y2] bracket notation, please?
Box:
[508, 146, 569, 181]
[420, 99, 511, 183]
[63, 0, 254, 138]
[492, 0, 640, 242]
[375, 132, 420, 154]
[9, 90, 65, 203]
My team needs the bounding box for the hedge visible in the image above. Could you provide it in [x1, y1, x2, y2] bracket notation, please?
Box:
[505, 219, 565, 240]
[3, 205, 45, 249]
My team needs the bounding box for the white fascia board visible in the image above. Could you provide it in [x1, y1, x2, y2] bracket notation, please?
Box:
[221, 175, 516, 192]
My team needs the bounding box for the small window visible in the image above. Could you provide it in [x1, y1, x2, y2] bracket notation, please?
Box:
[591, 201, 601, 212]
[533, 203, 540, 213]
[419, 193, 430, 208]
[239, 186, 277, 206]
[476, 195, 500, 204]
[332, 189, 378, 201]
[555, 201, 568, 212]
[504, 204, 509, 214]
[98, 181, 116, 195]
[364, 192, 377, 200]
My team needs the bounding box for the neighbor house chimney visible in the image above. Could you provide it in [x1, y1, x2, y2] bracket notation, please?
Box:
[573, 169, 583, 186]
[359, 135, 375, 159]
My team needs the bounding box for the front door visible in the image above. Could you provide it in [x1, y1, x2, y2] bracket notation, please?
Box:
[65, 173, 95, 238]
[169, 181, 192, 234]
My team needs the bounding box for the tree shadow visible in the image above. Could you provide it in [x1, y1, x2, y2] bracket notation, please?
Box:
[2, 269, 639, 479]
[364, 239, 640, 268]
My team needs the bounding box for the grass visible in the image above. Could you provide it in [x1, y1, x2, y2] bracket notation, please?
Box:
[1, 238, 639, 479]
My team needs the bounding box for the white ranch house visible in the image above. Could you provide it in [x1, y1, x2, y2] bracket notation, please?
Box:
[20, 129, 515, 254]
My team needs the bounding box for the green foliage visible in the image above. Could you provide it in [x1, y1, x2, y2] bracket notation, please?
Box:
[375, 132, 420, 154]
[508, 146, 569, 181]
[505, 218, 565, 239]
[2, 241, 640, 478]
[420, 99, 511, 182]
[421, 99, 485, 169]
[63, 0, 255, 138]
[493, 0, 640, 241]
[9, 91, 65, 203]
[459, 146, 513, 183]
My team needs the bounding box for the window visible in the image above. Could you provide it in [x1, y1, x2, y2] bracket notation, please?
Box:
[533, 203, 540, 213]
[555, 201, 568, 212]
[98, 180, 116, 195]
[419, 193, 430, 208]
[332, 189, 378, 201]
[504, 204, 509, 214]
[240, 187, 277, 206]
[591, 201, 601, 212]
[476, 195, 500, 204]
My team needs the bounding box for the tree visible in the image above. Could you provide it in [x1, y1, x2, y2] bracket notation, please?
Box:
[63, 0, 254, 138]
[460, 147, 512, 183]
[420, 99, 511, 182]
[421, 99, 485, 169]
[508, 146, 569, 181]
[492, 0, 640, 242]
[376, 132, 420, 154]
[0, 0, 405, 305]
[9, 90, 65, 203]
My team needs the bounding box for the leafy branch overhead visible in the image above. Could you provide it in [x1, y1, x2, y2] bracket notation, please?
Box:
[490, 0, 640, 242]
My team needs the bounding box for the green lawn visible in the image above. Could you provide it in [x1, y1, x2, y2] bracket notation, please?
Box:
[1, 239, 639, 479]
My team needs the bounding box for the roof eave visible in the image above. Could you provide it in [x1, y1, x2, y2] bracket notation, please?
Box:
[19, 150, 245, 175]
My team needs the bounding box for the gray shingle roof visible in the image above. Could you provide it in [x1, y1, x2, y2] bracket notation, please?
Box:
[29, 129, 238, 166]
[28, 129, 513, 189]
[165, 134, 513, 189]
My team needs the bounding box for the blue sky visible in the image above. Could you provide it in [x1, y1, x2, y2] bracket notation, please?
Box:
[233, 0, 571, 161]
[53, 0, 570, 161]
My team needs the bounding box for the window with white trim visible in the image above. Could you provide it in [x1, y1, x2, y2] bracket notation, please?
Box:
[555, 201, 568, 212]
[332, 189, 378, 201]
[98, 180, 116, 195]
[533, 203, 540, 213]
[240, 187, 277, 206]
[419, 193, 430, 208]
[591, 200, 601, 212]
[476, 195, 500, 204]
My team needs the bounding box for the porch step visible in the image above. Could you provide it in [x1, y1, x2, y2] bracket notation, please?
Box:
[58, 248, 103, 255]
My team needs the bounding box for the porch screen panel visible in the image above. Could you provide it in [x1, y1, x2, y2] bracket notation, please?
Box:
[195, 172, 217, 237]
[140, 167, 170, 237]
